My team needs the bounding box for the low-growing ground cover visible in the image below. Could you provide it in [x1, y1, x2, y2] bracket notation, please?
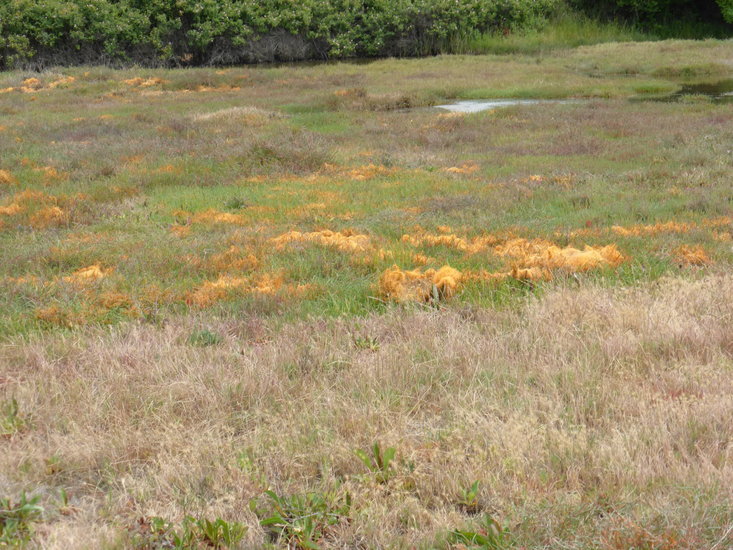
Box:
[1, 40, 732, 548]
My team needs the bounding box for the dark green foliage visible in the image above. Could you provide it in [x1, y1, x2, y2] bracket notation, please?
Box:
[0, 0, 560, 69]
[569, 0, 733, 29]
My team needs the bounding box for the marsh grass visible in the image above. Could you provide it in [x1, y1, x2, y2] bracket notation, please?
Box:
[0, 40, 732, 548]
[461, 14, 650, 55]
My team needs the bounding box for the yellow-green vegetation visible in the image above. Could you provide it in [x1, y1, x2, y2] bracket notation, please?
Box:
[1, 40, 732, 548]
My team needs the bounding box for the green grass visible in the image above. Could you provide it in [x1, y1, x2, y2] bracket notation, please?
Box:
[457, 10, 732, 57]
[0, 40, 731, 340]
[459, 14, 652, 55]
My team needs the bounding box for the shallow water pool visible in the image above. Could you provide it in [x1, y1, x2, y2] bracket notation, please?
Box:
[434, 99, 572, 113]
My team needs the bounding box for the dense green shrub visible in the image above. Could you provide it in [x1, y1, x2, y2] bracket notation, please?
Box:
[0, 0, 561, 69]
[718, 0, 733, 22]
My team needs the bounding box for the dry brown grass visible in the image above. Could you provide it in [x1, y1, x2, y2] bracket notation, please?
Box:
[1, 274, 732, 548]
[190, 106, 284, 124]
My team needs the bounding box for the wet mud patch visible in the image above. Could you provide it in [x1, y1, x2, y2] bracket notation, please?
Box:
[635, 79, 733, 103]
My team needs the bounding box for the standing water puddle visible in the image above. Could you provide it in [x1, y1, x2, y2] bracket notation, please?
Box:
[434, 99, 573, 113]
[433, 81, 733, 113]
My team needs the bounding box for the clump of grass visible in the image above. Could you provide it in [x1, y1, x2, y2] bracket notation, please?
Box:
[239, 130, 333, 176]
[161, 70, 239, 91]
[325, 88, 434, 111]
[352, 334, 380, 351]
[1, 397, 27, 438]
[187, 329, 223, 347]
[652, 63, 731, 78]
[224, 197, 249, 210]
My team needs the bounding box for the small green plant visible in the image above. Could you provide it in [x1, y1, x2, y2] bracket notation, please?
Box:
[45, 454, 63, 475]
[353, 335, 380, 351]
[189, 517, 247, 548]
[225, 197, 249, 210]
[251, 489, 351, 549]
[355, 442, 396, 483]
[0, 493, 44, 545]
[236, 449, 268, 488]
[448, 514, 511, 549]
[187, 329, 223, 347]
[458, 480, 481, 514]
[130, 516, 172, 549]
[132, 515, 247, 549]
[1, 398, 26, 438]
[55, 488, 78, 517]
